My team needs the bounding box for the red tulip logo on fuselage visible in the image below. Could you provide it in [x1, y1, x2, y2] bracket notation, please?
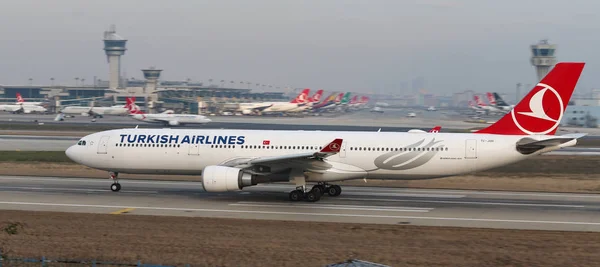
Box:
[510, 83, 563, 135]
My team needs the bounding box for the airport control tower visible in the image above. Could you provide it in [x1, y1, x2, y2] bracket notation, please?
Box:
[103, 25, 127, 90]
[530, 39, 556, 81]
[142, 67, 162, 93]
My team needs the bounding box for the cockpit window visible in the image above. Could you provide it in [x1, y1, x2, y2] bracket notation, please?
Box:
[77, 140, 87, 146]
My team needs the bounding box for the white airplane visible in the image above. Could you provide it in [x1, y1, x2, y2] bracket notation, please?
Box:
[128, 102, 211, 126]
[0, 93, 47, 113]
[60, 98, 132, 118]
[487, 92, 514, 112]
[474, 95, 506, 114]
[238, 89, 310, 115]
[65, 62, 587, 202]
[287, 89, 324, 113]
[468, 100, 486, 114]
[15, 93, 45, 106]
[0, 103, 47, 113]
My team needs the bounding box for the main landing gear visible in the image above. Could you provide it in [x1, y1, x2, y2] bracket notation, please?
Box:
[109, 172, 121, 192]
[288, 183, 342, 202]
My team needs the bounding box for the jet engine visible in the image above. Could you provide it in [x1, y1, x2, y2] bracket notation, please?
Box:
[201, 166, 257, 192]
[168, 120, 180, 126]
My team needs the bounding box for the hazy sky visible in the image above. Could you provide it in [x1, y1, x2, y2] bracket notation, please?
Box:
[0, 0, 598, 96]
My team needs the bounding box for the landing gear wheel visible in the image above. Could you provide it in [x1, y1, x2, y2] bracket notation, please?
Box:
[312, 185, 326, 196]
[327, 185, 342, 197]
[289, 190, 304, 201]
[305, 190, 321, 202]
[110, 183, 121, 192]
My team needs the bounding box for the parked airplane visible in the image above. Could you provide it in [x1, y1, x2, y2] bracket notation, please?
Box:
[0, 93, 47, 113]
[287, 89, 324, 113]
[468, 100, 486, 114]
[16, 93, 45, 106]
[474, 95, 506, 114]
[490, 92, 515, 111]
[128, 102, 211, 126]
[0, 103, 47, 113]
[60, 98, 132, 118]
[238, 89, 310, 115]
[311, 92, 340, 111]
[65, 62, 586, 202]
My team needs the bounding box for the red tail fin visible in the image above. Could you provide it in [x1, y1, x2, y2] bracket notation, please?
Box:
[486, 92, 496, 105]
[310, 89, 324, 103]
[476, 62, 585, 135]
[125, 97, 144, 115]
[290, 89, 310, 103]
[474, 95, 486, 106]
[16, 93, 24, 103]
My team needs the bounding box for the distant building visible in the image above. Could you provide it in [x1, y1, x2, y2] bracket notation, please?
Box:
[561, 105, 599, 128]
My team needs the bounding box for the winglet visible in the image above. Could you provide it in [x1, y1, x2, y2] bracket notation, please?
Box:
[428, 126, 441, 133]
[320, 138, 343, 153]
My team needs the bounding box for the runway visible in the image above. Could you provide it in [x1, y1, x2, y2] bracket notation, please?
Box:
[1, 175, 600, 232]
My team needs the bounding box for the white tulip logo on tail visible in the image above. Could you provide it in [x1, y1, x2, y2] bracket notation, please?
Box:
[511, 83, 563, 135]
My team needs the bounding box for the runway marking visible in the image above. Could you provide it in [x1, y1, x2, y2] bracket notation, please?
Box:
[110, 208, 135, 215]
[0, 186, 158, 194]
[337, 192, 465, 198]
[1, 201, 600, 226]
[338, 198, 587, 208]
[230, 202, 432, 212]
[256, 184, 600, 199]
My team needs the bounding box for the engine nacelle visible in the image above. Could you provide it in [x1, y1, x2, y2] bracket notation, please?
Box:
[168, 120, 180, 126]
[201, 166, 256, 192]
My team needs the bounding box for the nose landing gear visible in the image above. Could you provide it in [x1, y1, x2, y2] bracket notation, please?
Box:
[109, 172, 121, 192]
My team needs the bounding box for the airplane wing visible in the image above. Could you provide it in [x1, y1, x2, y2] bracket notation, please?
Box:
[516, 133, 587, 154]
[218, 138, 343, 173]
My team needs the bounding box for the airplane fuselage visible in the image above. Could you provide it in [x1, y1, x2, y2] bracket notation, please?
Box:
[131, 114, 211, 125]
[67, 128, 537, 181]
[61, 106, 128, 116]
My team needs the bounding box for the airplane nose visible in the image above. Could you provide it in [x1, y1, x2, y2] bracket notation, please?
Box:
[65, 145, 76, 161]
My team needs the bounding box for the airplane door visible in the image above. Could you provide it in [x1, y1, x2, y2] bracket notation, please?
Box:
[97, 136, 110, 154]
[188, 143, 200, 155]
[465, 139, 477, 159]
[339, 141, 347, 158]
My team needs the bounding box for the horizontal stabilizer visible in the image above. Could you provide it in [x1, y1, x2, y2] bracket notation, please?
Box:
[516, 133, 587, 154]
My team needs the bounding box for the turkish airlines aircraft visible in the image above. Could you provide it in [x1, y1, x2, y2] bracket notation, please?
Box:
[0, 93, 48, 113]
[65, 62, 586, 202]
[238, 89, 310, 115]
[0, 103, 47, 113]
[287, 89, 324, 113]
[128, 102, 211, 126]
[15, 93, 44, 106]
